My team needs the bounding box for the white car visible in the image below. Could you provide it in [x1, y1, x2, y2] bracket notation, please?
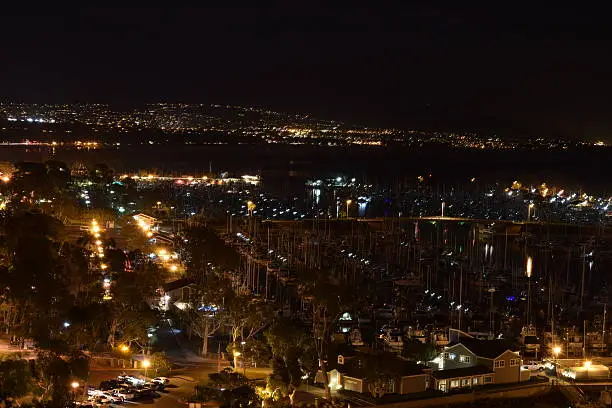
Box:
[112, 388, 135, 401]
[88, 390, 121, 404]
[522, 362, 545, 372]
[119, 375, 145, 386]
[152, 377, 170, 385]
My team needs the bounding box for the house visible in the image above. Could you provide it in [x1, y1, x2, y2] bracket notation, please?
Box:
[132, 213, 159, 231]
[431, 365, 494, 392]
[430, 337, 529, 392]
[317, 350, 430, 396]
[157, 278, 196, 310]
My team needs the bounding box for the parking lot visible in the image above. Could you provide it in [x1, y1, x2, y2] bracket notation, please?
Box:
[83, 369, 197, 408]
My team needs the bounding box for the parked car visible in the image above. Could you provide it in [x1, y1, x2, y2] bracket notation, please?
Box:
[522, 361, 545, 372]
[112, 388, 136, 401]
[135, 388, 160, 399]
[99, 380, 123, 390]
[152, 377, 170, 385]
[89, 391, 121, 404]
[118, 375, 145, 386]
[144, 381, 166, 391]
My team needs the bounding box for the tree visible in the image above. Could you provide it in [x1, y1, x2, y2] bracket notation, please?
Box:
[225, 294, 271, 369]
[90, 163, 114, 185]
[45, 160, 71, 192]
[105, 267, 161, 350]
[297, 272, 360, 400]
[226, 296, 270, 344]
[241, 339, 271, 368]
[265, 319, 317, 404]
[0, 356, 32, 400]
[184, 272, 233, 356]
[35, 351, 73, 407]
[11, 161, 55, 199]
[68, 350, 90, 381]
[150, 352, 172, 376]
[0, 211, 70, 345]
[220, 386, 260, 408]
[402, 339, 436, 362]
[208, 368, 249, 390]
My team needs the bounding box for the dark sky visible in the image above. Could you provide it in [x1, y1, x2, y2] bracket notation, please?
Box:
[1, 6, 611, 140]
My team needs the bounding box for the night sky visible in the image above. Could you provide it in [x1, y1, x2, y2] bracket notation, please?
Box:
[1, 6, 611, 140]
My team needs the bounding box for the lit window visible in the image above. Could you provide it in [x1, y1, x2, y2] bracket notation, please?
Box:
[494, 360, 506, 368]
[459, 355, 471, 364]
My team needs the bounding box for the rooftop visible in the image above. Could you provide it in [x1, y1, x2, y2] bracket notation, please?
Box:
[448, 338, 518, 359]
[163, 278, 195, 293]
[331, 350, 427, 379]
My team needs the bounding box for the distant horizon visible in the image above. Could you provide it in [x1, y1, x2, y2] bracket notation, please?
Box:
[0, 100, 605, 143]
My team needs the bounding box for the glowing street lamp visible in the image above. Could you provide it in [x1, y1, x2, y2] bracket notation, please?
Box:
[526, 256, 533, 324]
[143, 359, 151, 379]
[119, 344, 130, 353]
[526, 256, 533, 278]
[553, 345, 561, 366]
[346, 199, 352, 218]
[584, 360, 591, 379]
[71, 381, 79, 401]
[527, 203, 535, 222]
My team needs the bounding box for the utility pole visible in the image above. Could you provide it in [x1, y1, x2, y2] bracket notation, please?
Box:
[603, 305, 607, 350]
[458, 266, 463, 331]
[580, 245, 587, 322]
[583, 320, 587, 360]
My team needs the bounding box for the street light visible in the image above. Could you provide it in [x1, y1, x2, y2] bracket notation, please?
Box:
[553, 346, 561, 370]
[527, 203, 535, 222]
[71, 381, 79, 401]
[584, 360, 591, 379]
[119, 344, 130, 353]
[526, 256, 533, 325]
[346, 199, 352, 218]
[526, 256, 533, 278]
[143, 359, 151, 379]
